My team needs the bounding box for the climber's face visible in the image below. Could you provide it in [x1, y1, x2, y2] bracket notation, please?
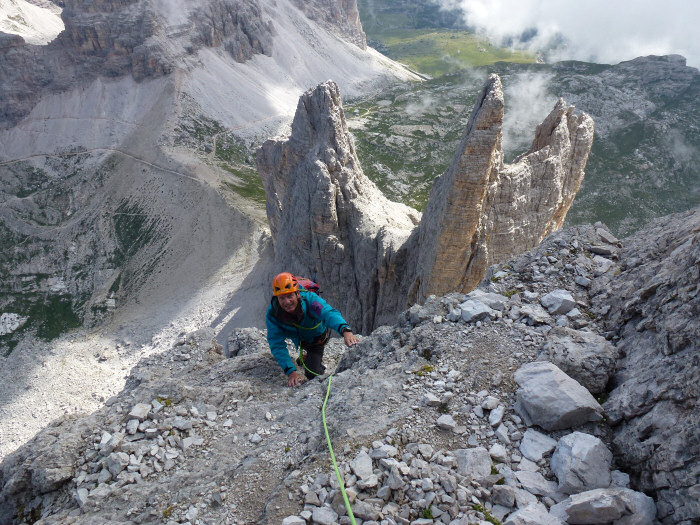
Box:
[278, 292, 299, 313]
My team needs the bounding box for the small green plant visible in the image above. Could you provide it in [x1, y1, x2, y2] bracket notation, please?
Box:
[284, 445, 291, 452]
[472, 503, 501, 525]
[504, 289, 518, 298]
[437, 403, 449, 414]
[420, 507, 434, 519]
[415, 365, 434, 377]
[583, 309, 597, 320]
[162, 505, 174, 518]
[157, 397, 174, 407]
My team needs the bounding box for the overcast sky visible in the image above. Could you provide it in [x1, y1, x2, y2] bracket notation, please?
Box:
[438, 0, 700, 68]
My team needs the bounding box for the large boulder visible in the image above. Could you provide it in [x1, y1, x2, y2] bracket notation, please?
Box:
[537, 327, 617, 394]
[550, 487, 656, 525]
[514, 361, 603, 430]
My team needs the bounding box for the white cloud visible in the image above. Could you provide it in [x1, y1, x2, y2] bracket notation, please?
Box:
[502, 72, 554, 158]
[440, 0, 700, 68]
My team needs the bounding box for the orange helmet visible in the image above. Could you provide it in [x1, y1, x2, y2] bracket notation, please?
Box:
[272, 272, 299, 296]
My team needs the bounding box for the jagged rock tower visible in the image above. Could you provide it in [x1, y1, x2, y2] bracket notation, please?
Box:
[409, 74, 595, 301]
[258, 76, 594, 333]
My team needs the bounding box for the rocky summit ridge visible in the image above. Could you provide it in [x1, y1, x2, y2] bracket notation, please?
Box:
[1, 207, 697, 524]
[259, 76, 594, 334]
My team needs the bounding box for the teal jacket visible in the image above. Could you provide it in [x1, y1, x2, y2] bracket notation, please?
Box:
[266, 289, 350, 376]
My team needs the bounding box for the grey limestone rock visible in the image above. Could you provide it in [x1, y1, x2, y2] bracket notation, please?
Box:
[537, 326, 617, 394]
[455, 447, 492, 481]
[411, 75, 594, 303]
[504, 503, 564, 525]
[596, 207, 700, 524]
[289, 0, 367, 49]
[514, 361, 603, 430]
[550, 432, 613, 495]
[519, 429, 557, 462]
[193, 0, 274, 62]
[540, 289, 576, 315]
[551, 487, 656, 525]
[459, 299, 494, 323]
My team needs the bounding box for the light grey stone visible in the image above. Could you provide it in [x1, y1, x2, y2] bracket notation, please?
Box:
[436, 414, 457, 431]
[97, 468, 112, 484]
[504, 503, 564, 525]
[352, 500, 379, 521]
[126, 419, 139, 435]
[128, 403, 151, 421]
[489, 443, 508, 463]
[574, 275, 591, 288]
[514, 361, 603, 430]
[424, 392, 441, 406]
[519, 429, 557, 462]
[455, 447, 492, 481]
[351, 450, 373, 480]
[538, 327, 617, 394]
[557, 487, 656, 524]
[281, 517, 305, 525]
[75, 487, 89, 507]
[540, 289, 576, 315]
[518, 304, 551, 324]
[107, 452, 130, 477]
[482, 395, 500, 410]
[492, 485, 516, 507]
[467, 289, 509, 311]
[489, 405, 505, 427]
[312, 505, 339, 525]
[550, 432, 612, 494]
[515, 470, 558, 497]
[611, 470, 630, 488]
[518, 459, 541, 474]
[172, 417, 192, 431]
[459, 299, 494, 323]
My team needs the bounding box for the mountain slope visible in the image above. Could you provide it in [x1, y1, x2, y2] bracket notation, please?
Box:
[0, 0, 419, 352]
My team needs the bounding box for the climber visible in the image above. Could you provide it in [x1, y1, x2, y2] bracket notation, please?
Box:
[266, 272, 359, 387]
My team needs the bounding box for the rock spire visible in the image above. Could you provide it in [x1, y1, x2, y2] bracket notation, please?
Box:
[411, 74, 594, 301]
[257, 81, 420, 333]
[259, 76, 594, 332]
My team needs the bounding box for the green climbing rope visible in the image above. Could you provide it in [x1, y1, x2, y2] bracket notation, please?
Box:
[296, 344, 356, 522]
[322, 374, 357, 525]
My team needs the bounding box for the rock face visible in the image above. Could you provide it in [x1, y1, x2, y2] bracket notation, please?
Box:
[260, 76, 594, 333]
[593, 207, 700, 524]
[0, 0, 170, 127]
[192, 0, 275, 62]
[289, 0, 366, 49]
